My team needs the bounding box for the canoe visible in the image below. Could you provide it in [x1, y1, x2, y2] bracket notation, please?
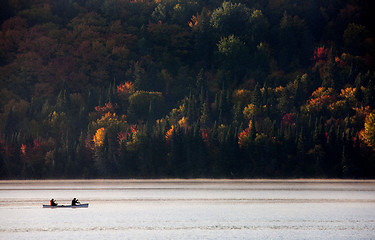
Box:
[43, 203, 89, 208]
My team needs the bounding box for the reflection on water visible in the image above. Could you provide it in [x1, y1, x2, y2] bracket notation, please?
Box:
[0, 180, 375, 240]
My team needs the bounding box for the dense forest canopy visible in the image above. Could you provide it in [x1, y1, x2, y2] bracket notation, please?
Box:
[1, 0, 375, 179]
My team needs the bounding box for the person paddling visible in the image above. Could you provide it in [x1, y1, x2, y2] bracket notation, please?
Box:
[50, 198, 57, 206]
[71, 198, 80, 206]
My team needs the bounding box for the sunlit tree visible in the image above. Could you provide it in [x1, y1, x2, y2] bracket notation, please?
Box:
[361, 113, 375, 151]
[210, 1, 251, 37]
[93, 127, 106, 148]
[217, 35, 248, 81]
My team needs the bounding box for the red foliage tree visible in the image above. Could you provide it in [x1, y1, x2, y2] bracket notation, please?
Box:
[282, 113, 296, 126]
[95, 102, 118, 115]
[312, 46, 329, 63]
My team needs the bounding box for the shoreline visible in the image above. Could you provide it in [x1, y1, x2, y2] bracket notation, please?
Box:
[1, 178, 375, 184]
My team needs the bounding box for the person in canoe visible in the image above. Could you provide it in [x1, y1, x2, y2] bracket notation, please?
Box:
[71, 198, 80, 206]
[50, 198, 57, 206]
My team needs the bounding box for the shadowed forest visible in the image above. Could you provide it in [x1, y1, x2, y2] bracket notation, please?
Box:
[1, 0, 375, 179]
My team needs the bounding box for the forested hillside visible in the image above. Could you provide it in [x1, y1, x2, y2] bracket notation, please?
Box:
[1, 0, 375, 179]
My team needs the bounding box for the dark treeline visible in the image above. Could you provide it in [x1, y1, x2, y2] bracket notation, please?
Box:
[1, 0, 375, 179]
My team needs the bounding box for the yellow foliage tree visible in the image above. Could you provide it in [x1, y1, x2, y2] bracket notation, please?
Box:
[93, 127, 106, 147]
[361, 113, 375, 151]
[311, 87, 335, 98]
[243, 104, 257, 120]
[233, 89, 252, 105]
[178, 117, 188, 130]
[90, 112, 126, 134]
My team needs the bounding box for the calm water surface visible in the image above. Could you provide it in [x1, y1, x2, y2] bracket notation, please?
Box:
[0, 179, 374, 239]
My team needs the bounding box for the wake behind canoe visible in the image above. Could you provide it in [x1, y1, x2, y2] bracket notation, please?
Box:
[43, 203, 89, 208]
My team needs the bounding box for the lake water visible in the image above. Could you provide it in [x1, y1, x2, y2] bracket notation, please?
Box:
[0, 179, 375, 240]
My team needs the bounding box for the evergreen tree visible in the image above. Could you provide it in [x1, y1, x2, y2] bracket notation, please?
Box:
[365, 80, 375, 108]
[252, 83, 262, 107]
[55, 89, 70, 113]
[4, 108, 17, 139]
[297, 128, 306, 174]
[341, 145, 349, 177]
[354, 74, 363, 104]
[294, 76, 303, 107]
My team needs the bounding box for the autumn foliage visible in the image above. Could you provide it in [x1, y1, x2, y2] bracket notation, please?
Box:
[0, 0, 375, 179]
[117, 81, 134, 96]
[312, 46, 329, 63]
[93, 128, 106, 148]
[238, 121, 254, 148]
[361, 113, 375, 150]
[95, 103, 118, 115]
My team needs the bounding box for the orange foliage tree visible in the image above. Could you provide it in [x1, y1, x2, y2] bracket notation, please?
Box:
[303, 87, 336, 113]
[93, 127, 106, 148]
[238, 121, 254, 148]
[116, 81, 134, 97]
[165, 125, 174, 143]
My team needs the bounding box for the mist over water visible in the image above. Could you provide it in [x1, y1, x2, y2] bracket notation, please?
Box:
[1, 180, 374, 240]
